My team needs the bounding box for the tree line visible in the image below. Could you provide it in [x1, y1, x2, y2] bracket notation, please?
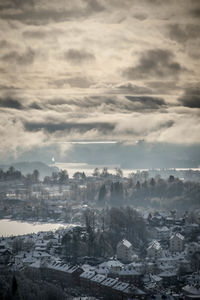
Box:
[61, 206, 147, 263]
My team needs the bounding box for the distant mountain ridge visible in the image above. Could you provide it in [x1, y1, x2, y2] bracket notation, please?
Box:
[0, 161, 59, 179]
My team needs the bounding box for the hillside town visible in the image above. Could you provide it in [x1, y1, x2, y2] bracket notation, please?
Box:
[1, 202, 200, 299]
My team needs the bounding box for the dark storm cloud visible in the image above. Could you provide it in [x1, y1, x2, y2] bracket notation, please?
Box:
[86, 0, 104, 13]
[0, 40, 10, 48]
[64, 49, 95, 64]
[0, 97, 23, 110]
[133, 13, 148, 21]
[0, 10, 73, 25]
[125, 96, 166, 109]
[189, 0, 200, 17]
[45, 94, 167, 113]
[178, 88, 200, 108]
[29, 102, 42, 110]
[47, 96, 116, 109]
[0, 0, 34, 11]
[169, 24, 200, 43]
[24, 121, 115, 134]
[146, 81, 180, 94]
[123, 49, 185, 80]
[190, 8, 200, 17]
[159, 120, 174, 129]
[0, 0, 104, 25]
[116, 83, 153, 94]
[1, 0, 35, 9]
[23, 30, 47, 39]
[2, 48, 36, 65]
[191, 9, 200, 18]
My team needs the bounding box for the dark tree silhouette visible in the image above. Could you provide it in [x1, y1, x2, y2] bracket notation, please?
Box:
[98, 184, 106, 203]
[12, 275, 18, 296]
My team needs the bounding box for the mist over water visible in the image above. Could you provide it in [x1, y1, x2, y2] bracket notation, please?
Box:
[52, 162, 200, 178]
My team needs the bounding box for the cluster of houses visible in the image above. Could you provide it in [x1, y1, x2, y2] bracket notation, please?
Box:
[1, 211, 200, 299]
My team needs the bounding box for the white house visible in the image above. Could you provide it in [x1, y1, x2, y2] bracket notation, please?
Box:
[169, 233, 184, 252]
[147, 240, 162, 260]
[117, 239, 133, 263]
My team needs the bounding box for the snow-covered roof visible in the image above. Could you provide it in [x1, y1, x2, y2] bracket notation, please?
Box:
[119, 269, 140, 276]
[101, 277, 118, 287]
[80, 270, 95, 279]
[128, 262, 143, 268]
[48, 261, 70, 272]
[22, 257, 35, 264]
[29, 260, 41, 269]
[67, 265, 80, 273]
[97, 267, 109, 275]
[150, 274, 162, 282]
[158, 270, 177, 277]
[147, 240, 161, 251]
[81, 264, 95, 272]
[0, 240, 7, 248]
[182, 285, 200, 296]
[170, 233, 184, 241]
[155, 226, 169, 232]
[90, 273, 106, 283]
[118, 239, 132, 248]
[112, 281, 129, 291]
[99, 260, 123, 269]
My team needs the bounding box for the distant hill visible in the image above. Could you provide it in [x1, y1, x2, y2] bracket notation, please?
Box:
[0, 161, 59, 179]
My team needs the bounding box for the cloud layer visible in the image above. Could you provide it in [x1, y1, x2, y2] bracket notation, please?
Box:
[0, 0, 200, 161]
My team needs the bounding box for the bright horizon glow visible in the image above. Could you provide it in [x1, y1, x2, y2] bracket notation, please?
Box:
[59, 141, 120, 144]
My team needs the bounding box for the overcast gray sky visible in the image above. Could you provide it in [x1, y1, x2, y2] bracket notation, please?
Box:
[0, 0, 200, 162]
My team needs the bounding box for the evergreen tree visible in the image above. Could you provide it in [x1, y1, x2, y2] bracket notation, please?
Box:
[12, 275, 18, 296]
[98, 184, 106, 203]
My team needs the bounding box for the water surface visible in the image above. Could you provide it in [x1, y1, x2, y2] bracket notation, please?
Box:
[0, 219, 74, 237]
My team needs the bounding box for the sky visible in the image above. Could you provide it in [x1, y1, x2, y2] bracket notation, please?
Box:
[0, 0, 200, 166]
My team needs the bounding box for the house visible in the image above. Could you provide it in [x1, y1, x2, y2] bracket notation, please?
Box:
[80, 270, 96, 292]
[185, 273, 200, 285]
[170, 233, 184, 252]
[98, 259, 123, 276]
[90, 273, 106, 295]
[158, 270, 177, 287]
[149, 214, 163, 227]
[34, 261, 84, 287]
[143, 273, 162, 288]
[101, 277, 118, 299]
[154, 226, 170, 241]
[144, 262, 157, 274]
[147, 240, 162, 260]
[127, 262, 143, 273]
[0, 249, 13, 265]
[111, 281, 130, 300]
[119, 268, 142, 285]
[182, 284, 200, 299]
[117, 239, 133, 263]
